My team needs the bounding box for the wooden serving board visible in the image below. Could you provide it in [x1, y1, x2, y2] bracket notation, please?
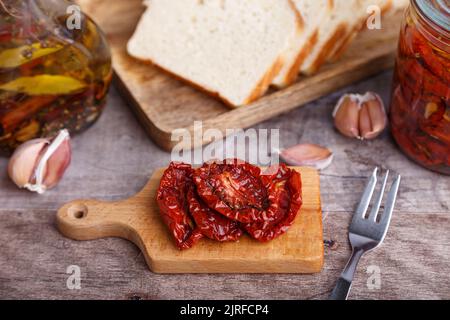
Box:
[78, 0, 405, 151]
[57, 167, 323, 274]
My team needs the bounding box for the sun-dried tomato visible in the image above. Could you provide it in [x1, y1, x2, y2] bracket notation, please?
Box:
[156, 162, 203, 250]
[157, 160, 303, 249]
[390, 4, 449, 174]
[244, 164, 302, 242]
[187, 186, 243, 242]
[193, 159, 269, 223]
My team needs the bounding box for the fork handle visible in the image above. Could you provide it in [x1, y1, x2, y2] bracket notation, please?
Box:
[329, 248, 364, 300]
[329, 278, 352, 300]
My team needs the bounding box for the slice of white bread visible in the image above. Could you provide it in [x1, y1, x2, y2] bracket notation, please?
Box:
[299, 0, 361, 75]
[127, 0, 302, 107]
[327, 0, 393, 62]
[271, 0, 332, 88]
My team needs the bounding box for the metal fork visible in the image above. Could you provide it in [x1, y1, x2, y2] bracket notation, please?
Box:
[329, 168, 401, 300]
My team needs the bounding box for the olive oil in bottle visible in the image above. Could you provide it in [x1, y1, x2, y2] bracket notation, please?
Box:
[0, 0, 112, 154]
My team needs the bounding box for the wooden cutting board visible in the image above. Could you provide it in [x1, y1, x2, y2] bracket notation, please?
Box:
[57, 167, 324, 274]
[77, 0, 405, 151]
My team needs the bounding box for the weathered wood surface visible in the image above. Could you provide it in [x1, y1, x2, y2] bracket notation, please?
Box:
[0, 71, 449, 299]
[76, 0, 405, 151]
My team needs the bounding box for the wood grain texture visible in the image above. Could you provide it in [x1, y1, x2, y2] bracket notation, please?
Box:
[56, 167, 324, 274]
[0, 71, 449, 299]
[77, 0, 405, 151]
[1, 209, 448, 300]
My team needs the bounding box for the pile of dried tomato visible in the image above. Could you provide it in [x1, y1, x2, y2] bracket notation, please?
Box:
[156, 160, 302, 250]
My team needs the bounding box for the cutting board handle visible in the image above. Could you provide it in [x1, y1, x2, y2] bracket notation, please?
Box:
[57, 199, 140, 242]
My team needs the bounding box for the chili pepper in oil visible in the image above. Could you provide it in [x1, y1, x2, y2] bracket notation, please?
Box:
[0, 0, 112, 155]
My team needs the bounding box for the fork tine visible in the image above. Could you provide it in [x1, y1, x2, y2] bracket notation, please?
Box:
[379, 174, 401, 228]
[355, 167, 378, 218]
[368, 170, 390, 221]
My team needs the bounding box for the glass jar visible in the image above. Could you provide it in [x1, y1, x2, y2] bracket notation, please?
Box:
[390, 0, 449, 175]
[0, 0, 112, 155]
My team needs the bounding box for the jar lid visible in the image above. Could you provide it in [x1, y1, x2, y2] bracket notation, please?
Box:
[415, 0, 450, 32]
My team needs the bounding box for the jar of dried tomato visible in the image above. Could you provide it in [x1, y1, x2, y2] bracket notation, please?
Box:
[390, 0, 449, 175]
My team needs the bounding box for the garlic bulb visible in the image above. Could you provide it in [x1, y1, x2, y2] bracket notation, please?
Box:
[280, 143, 333, 170]
[7, 130, 71, 194]
[333, 92, 387, 140]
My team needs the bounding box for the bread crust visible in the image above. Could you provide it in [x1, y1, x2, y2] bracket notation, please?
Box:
[328, 0, 393, 62]
[328, 0, 334, 10]
[274, 0, 334, 87]
[244, 56, 284, 105]
[129, 54, 240, 107]
[129, 52, 284, 108]
[302, 22, 348, 75]
[288, 0, 305, 31]
[281, 29, 318, 86]
[271, 0, 305, 87]
[295, 0, 335, 76]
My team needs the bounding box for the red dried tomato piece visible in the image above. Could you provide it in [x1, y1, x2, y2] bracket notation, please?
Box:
[187, 187, 243, 242]
[244, 165, 302, 242]
[158, 160, 303, 248]
[410, 25, 450, 85]
[193, 159, 269, 223]
[156, 162, 203, 250]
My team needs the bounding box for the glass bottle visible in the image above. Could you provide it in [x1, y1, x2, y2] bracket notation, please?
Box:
[0, 0, 112, 154]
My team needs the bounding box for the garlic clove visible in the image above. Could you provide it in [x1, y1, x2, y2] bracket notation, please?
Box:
[7, 139, 48, 189]
[359, 93, 387, 140]
[333, 92, 387, 140]
[42, 134, 71, 190]
[280, 143, 333, 170]
[359, 102, 373, 139]
[333, 94, 361, 139]
[8, 129, 71, 194]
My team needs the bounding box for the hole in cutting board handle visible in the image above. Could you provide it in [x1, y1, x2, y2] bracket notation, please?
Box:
[67, 203, 88, 220]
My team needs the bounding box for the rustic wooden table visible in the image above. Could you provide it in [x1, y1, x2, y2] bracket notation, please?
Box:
[0, 71, 449, 300]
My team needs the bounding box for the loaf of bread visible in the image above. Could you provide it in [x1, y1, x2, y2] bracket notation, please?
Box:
[127, 0, 302, 107]
[128, 0, 410, 107]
